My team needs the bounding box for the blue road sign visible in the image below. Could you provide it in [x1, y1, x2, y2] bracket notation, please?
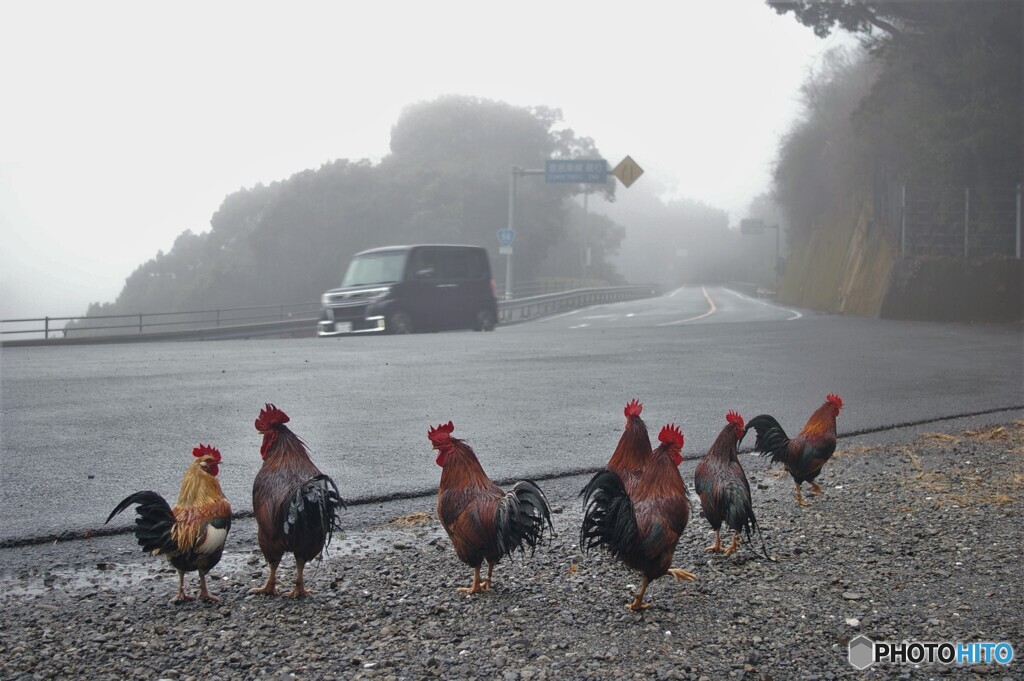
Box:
[498, 228, 515, 246]
[545, 159, 607, 183]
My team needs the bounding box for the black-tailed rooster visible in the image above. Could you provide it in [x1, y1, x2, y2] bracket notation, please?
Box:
[581, 402, 695, 611]
[251, 404, 345, 597]
[106, 444, 232, 604]
[694, 411, 768, 557]
[747, 393, 844, 506]
[428, 420, 554, 594]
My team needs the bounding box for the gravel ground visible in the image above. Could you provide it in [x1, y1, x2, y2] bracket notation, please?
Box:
[1, 421, 1022, 680]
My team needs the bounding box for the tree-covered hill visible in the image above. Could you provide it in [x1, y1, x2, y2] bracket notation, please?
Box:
[73, 96, 621, 323]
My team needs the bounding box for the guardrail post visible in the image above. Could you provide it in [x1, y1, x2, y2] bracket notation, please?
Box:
[44, 316, 49, 340]
[216, 309, 220, 327]
[139, 314, 143, 334]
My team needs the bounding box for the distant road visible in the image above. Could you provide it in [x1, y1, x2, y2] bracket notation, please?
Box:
[1, 285, 1021, 543]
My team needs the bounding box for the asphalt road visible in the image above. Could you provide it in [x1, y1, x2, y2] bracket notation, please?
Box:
[1, 285, 1021, 543]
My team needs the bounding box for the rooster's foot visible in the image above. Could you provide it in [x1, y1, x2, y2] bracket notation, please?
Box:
[249, 585, 278, 596]
[705, 544, 723, 553]
[626, 600, 652, 611]
[668, 568, 697, 581]
[283, 587, 311, 598]
[170, 591, 195, 605]
[199, 592, 220, 603]
[723, 536, 740, 556]
[457, 583, 486, 595]
[809, 482, 823, 496]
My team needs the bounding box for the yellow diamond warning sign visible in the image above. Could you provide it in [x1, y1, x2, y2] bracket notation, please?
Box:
[612, 156, 644, 188]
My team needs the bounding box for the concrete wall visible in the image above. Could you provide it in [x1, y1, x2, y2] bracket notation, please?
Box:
[776, 191, 1022, 323]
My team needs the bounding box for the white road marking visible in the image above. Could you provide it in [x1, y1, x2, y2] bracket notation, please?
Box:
[537, 309, 582, 323]
[658, 286, 717, 326]
[582, 314, 616, 320]
[668, 286, 686, 298]
[722, 288, 803, 320]
[569, 323, 590, 329]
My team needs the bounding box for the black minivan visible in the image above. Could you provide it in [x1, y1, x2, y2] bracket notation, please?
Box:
[317, 245, 498, 336]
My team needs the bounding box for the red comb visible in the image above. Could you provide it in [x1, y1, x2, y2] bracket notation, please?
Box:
[726, 410, 745, 430]
[428, 421, 455, 445]
[624, 399, 643, 417]
[255, 404, 289, 433]
[826, 393, 843, 409]
[192, 443, 221, 462]
[658, 423, 684, 449]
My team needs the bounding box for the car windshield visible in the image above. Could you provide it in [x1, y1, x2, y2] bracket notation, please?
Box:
[341, 251, 408, 287]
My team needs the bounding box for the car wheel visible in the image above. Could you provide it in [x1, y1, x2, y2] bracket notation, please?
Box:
[473, 308, 496, 332]
[387, 311, 413, 335]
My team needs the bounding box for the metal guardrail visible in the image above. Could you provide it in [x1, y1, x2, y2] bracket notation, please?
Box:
[497, 285, 659, 325]
[1, 302, 321, 342]
[1, 285, 661, 347]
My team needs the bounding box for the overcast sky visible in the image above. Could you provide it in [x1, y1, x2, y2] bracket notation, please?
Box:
[0, 1, 852, 319]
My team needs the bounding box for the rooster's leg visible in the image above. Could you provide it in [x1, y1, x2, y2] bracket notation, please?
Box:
[457, 566, 486, 594]
[198, 570, 220, 603]
[795, 482, 811, 507]
[170, 570, 195, 605]
[723, 533, 740, 556]
[668, 568, 697, 581]
[809, 481, 823, 496]
[706, 529, 723, 552]
[284, 558, 312, 598]
[482, 562, 495, 590]
[249, 561, 280, 596]
[626, 576, 652, 611]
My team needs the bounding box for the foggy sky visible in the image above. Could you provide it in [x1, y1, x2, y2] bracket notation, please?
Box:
[0, 0, 852, 319]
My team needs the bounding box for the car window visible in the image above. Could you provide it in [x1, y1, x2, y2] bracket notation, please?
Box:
[341, 250, 409, 287]
[437, 249, 471, 280]
[410, 248, 438, 280]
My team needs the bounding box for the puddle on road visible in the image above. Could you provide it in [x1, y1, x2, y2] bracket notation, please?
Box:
[1, 525, 444, 599]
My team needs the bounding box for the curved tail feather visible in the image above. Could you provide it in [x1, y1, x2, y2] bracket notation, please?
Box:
[729, 502, 774, 561]
[105, 491, 178, 556]
[284, 474, 346, 554]
[580, 469, 637, 559]
[746, 414, 791, 465]
[496, 480, 555, 559]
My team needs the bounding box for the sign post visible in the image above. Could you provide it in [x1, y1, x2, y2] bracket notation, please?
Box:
[504, 157, 643, 300]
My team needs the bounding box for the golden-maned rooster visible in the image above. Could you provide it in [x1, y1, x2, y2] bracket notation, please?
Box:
[581, 401, 695, 611]
[694, 411, 768, 557]
[106, 444, 232, 604]
[746, 394, 844, 506]
[428, 420, 554, 594]
[251, 404, 345, 597]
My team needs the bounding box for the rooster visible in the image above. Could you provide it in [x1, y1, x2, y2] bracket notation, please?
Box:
[746, 394, 844, 506]
[581, 404, 695, 611]
[428, 421, 554, 594]
[694, 411, 768, 558]
[250, 404, 345, 597]
[105, 444, 232, 604]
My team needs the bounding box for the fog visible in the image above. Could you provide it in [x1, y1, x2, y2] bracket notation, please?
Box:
[0, 1, 853, 322]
